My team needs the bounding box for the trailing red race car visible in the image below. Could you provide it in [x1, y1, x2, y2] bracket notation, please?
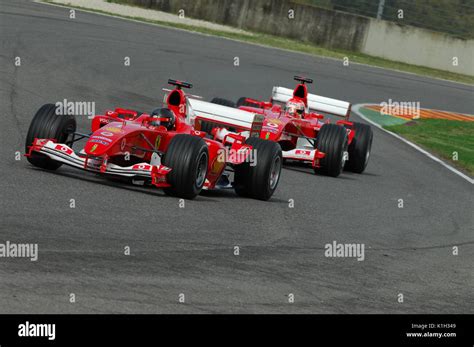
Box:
[25, 79, 282, 200]
[205, 76, 373, 177]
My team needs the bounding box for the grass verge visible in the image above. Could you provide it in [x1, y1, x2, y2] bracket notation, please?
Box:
[384, 119, 474, 175]
[46, 0, 474, 85]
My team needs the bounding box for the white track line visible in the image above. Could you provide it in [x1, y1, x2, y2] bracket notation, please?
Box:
[353, 104, 474, 184]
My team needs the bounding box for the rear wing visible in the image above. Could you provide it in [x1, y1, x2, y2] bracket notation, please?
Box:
[271, 86, 352, 119]
[187, 99, 263, 137]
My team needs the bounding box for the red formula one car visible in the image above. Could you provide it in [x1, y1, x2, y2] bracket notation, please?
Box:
[205, 76, 373, 177]
[25, 79, 282, 200]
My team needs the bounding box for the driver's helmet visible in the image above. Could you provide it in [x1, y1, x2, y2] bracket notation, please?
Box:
[150, 108, 176, 130]
[285, 98, 305, 117]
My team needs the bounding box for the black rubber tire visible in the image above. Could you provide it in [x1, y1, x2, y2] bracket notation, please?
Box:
[236, 97, 257, 108]
[198, 119, 226, 135]
[25, 103, 76, 170]
[210, 97, 236, 108]
[345, 122, 373, 173]
[162, 134, 209, 199]
[315, 124, 348, 177]
[234, 137, 282, 201]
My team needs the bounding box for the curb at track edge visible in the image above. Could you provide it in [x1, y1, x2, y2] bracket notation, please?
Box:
[352, 104, 474, 184]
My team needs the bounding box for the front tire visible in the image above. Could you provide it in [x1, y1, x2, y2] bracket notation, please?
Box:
[162, 134, 209, 199]
[345, 122, 373, 173]
[315, 124, 348, 177]
[25, 103, 76, 170]
[234, 137, 282, 201]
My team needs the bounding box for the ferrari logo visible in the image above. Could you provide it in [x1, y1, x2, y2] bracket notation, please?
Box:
[90, 144, 98, 152]
[155, 135, 161, 149]
[120, 138, 126, 151]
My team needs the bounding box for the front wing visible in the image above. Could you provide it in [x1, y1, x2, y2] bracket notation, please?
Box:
[26, 139, 172, 187]
[283, 148, 325, 168]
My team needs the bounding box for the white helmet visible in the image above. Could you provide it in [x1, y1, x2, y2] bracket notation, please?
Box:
[285, 98, 305, 117]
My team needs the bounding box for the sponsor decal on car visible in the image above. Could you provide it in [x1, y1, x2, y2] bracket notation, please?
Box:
[54, 144, 73, 155]
[262, 118, 283, 136]
[104, 126, 123, 133]
[262, 126, 279, 134]
[90, 144, 98, 152]
[132, 163, 152, 171]
[262, 125, 278, 133]
[295, 149, 311, 156]
[90, 139, 110, 146]
[90, 135, 112, 142]
[265, 119, 283, 128]
[100, 131, 114, 137]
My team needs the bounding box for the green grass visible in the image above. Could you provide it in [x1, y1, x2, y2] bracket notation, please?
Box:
[46, 0, 474, 85]
[384, 119, 474, 175]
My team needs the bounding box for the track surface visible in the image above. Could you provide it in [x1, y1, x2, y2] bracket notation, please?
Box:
[0, 0, 472, 313]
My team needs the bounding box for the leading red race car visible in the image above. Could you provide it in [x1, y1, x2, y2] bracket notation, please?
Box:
[25, 79, 282, 200]
[204, 76, 373, 177]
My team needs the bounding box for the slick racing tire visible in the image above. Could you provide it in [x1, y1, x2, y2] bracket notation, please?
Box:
[162, 134, 209, 199]
[25, 103, 76, 170]
[234, 137, 282, 201]
[236, 97, 257, 108]
[199, 98, 237, 135]
[210, 97, 236, 108]
[345, 122, 373, 174]
[315, 124, 348, 177]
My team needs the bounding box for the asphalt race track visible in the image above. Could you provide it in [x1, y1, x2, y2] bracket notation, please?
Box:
[0, 0, 473, 313]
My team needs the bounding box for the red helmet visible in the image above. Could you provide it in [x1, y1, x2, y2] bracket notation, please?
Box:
[285, 98, 305, 118]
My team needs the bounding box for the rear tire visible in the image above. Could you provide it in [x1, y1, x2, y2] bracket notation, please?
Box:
[234, 137, 282, 201]
[315, 124, 348, 177]
[162, 134, 209, 199]
[25, 103, 76, 170]
[345, 122, 373, 173]
[210, 97, 236, 108]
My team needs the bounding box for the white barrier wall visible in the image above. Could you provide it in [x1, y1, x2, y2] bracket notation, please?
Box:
[362, 19, 474, 76]
[130, 0, 474, 76]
